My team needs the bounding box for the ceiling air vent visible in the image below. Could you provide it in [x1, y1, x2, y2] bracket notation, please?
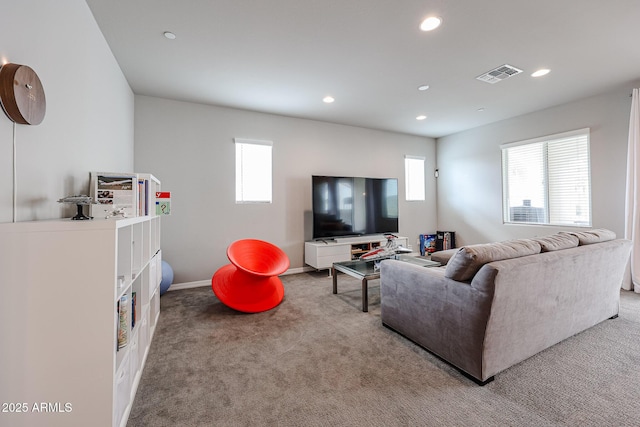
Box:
[476, 64, 523, 84]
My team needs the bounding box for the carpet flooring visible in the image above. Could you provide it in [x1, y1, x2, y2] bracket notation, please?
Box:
[128, 272, 640, 426]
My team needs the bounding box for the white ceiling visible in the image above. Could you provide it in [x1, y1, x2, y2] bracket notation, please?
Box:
[85, 0, 640, 138]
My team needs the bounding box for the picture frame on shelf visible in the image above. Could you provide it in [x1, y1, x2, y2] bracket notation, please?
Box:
[90, 172, 139, 219]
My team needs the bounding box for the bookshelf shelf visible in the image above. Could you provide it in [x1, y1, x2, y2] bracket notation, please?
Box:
[0, 199, 162, 427]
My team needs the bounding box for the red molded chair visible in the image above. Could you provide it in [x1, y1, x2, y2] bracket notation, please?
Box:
[211, 239, 290, 313]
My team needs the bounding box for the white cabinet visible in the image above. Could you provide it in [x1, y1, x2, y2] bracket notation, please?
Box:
[304, 241, 351, 269]
[305, 236, 408, 269]
[0, 215, 161, 427]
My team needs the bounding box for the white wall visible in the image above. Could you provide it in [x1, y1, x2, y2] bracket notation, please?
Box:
[436, 82, 638, 245]
[0, 0, 134, 223]
[13, 0, 629, 284]
[134, 95, 436, 283]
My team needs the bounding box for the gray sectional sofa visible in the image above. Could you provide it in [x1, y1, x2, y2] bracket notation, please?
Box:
[380, 229, 632, 385]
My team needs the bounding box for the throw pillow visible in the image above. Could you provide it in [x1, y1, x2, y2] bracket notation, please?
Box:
[445, 239, 541, 282]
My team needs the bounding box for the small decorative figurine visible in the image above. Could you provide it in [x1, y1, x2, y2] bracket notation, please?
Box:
[104, 206, 127, 219]
[360, 234, 406, 261]
[57, 195, 96, 220]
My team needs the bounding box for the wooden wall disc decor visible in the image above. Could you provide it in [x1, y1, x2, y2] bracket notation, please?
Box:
[0, 63, 46, 125]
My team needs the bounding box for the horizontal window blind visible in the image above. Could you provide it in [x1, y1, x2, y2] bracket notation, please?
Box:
[502, 129, 591, 226]
[547, 134, 590, 225]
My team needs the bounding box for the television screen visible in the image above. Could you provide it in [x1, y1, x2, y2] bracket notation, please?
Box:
[312, 175, 398, 239]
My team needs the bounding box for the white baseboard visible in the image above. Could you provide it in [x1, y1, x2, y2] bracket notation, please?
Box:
[167, 266, 317, 292]
[167, 280, 210, 291]
[283, 266, 316, 275]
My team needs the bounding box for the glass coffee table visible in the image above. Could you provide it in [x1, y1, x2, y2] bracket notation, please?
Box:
[332, 255, 440, 312]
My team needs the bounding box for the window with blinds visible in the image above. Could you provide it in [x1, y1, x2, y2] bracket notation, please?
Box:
[405, 155, 425, 201]
[235, 138, 272, 203]
[501, 128, 591, 226]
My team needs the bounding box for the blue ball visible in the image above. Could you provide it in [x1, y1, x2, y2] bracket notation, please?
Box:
[160, 261, 174, 295]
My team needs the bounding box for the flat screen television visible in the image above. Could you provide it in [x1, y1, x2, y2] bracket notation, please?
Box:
[312, 175, 398, 239]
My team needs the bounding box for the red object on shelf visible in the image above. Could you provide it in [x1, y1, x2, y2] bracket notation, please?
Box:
[211, 239, 290, 313]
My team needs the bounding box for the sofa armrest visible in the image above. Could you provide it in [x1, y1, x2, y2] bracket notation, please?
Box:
[430, 248, 458, 265]
[380, 259, 494, 380]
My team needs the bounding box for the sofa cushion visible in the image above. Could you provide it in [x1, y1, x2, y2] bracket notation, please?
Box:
[533, 233, 579, 252]
[430, 248, 458, 265]
[560, 229, 616, 245]
[445, 239, 541, 282]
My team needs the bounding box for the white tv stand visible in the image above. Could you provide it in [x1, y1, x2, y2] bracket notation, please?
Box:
[305, 235, 408, 270]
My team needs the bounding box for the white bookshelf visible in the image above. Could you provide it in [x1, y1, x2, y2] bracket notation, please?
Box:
[0, 214, 162, 427]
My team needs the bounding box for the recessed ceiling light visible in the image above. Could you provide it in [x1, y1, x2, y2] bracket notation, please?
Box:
[416, 115, 427, 120]
[531, 69, 550, 77]
[420, 16, 442, 32]
[163, 31, 176, 40]
[418, 85, 430, 91]
[323, 96, 335, 103]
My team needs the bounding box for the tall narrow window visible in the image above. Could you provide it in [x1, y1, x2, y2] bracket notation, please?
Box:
[235, 138, 272, 203]
[405, 155, 425, 201]
[501, 128, 591, 226]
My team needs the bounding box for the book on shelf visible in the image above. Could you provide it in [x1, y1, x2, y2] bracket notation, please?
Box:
[138, 173, 161, 217]
[132, 292, 137, 329]
[116, 300, 120, 352]
[118, 295, 129, 350]
[138, 179, 149, 216]
[90, 172, 138, 219]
